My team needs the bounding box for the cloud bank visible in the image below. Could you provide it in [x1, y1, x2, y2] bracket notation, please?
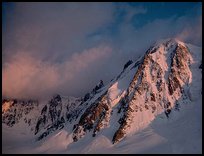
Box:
[2, 2, 202, 99]
[3, 46, 112, 99]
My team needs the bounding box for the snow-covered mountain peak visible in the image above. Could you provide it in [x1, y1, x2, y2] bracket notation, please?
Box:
[152, 38, 185, 48]
[2, 38, 202, 154]
[71, 38, 197, 144]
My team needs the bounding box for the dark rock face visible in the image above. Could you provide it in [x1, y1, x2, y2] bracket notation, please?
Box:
[168, 76, 181, 95]
[199, 63, 202, 69]
[123, 60, 133, 70]
[150, 93, 156, 101]
[72, 91, 110, 142]
[35, 95, 83, 140]
[168, 45, 192, 96]
[49, 95, 62, 123]
[98, 80, 104, 89]
[35, 95, 65, 137]
[112, 129, 125, 144]
[82, 80, 105, 104]
[92, 80, 104, 95]
[41, 105, 47, 115]
[2, 99, 38, 127]
[83, 93, 90, 102]
[37, 117, 65, 140]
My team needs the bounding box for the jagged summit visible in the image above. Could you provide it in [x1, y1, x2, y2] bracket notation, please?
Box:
[2, 38, 202, 153]
[72, 38, 194, 143]
[152, 38, 185, 47]
[111, 38, 193, 143]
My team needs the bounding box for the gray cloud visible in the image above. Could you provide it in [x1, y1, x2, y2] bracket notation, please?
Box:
[2, 2, 202, 100]
[3, 45, 112, 99]
[3, 2, 114, 62]
[111, 12, 202, 61]
[3, 3, 115, 99]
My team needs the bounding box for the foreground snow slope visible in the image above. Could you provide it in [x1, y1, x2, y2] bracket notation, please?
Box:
[3, 94, 202, 154]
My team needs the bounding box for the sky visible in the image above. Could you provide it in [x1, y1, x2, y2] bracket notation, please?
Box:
[2, 2, 202, 100]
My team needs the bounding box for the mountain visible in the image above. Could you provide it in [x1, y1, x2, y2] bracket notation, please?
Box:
[2, 99, 39, 129]
[2, 95, 83, 139]
[2, 38, 202, 154]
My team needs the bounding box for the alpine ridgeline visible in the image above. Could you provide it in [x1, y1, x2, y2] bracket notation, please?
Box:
[2, 38, 201, 144]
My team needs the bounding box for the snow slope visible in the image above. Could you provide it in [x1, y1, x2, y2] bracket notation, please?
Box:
[3, 96, 201, 154]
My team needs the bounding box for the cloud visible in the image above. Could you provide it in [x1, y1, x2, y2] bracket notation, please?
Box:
[2, 3, 115, 99]
[176, 15, 202, 46]
[2, 2, 201, 100]
[111, 12, 201, 60]
[117, 4, 147, 23]
[2, 46, 112, 99]
[3, 2, 114, 62]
